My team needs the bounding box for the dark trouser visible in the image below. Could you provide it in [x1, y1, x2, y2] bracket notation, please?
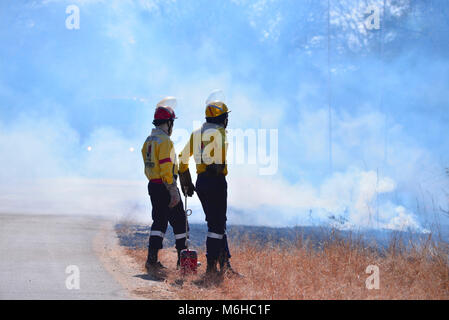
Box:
[195, 173, 231, 260]
[148, 182, 187, 251]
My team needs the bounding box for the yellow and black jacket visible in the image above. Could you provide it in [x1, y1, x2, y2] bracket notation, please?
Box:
[179, 122, 228, 176]
[141, 128, 178, 184]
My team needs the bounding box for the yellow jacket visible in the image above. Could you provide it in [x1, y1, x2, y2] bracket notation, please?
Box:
[141, 128, 178, 184]
[179, 122, 228, 176]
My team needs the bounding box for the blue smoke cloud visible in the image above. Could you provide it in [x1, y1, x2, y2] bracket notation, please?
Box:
[0, 0, 448, 235]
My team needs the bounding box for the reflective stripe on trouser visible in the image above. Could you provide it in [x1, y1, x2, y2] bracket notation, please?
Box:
[174, 233, 187, 240]
[207, 232, 224, 239]
[196, 173, 231, 260]
[150, 230, 165, 238]
[148, 181, 188, 250]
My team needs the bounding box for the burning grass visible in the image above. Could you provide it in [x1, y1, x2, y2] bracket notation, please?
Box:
[125, 231, 449, 300]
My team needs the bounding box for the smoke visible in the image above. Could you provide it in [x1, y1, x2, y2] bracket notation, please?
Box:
[227, 167, 429, 233]
[0, 113, 148, 220]
[0, 104, 445, 234]
[0, 0, 448, 236]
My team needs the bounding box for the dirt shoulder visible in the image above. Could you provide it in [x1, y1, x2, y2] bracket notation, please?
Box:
[93, 220, 178, 300]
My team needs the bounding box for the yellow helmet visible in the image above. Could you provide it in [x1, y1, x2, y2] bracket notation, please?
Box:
[205, 101, 229, 118]
[205, 90, 230, 118]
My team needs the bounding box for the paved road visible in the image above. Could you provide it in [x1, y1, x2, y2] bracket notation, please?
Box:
[0, 214, 129, 299]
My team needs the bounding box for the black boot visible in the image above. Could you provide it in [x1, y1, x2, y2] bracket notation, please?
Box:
[206, 256, 218, 274]
[176, 249, 181, 269]
[145, 248, 166, 272]
[218, 251, 242, 278]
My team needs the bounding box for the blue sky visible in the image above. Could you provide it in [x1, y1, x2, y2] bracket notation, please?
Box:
[0, 0, 448, 234]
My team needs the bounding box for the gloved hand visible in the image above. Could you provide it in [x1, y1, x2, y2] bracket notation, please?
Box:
[205, 164, 225, 176]
[179, 169, 195, 197]
[164, 182, 181, 208]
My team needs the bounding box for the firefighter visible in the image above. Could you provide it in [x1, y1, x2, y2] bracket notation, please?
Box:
[141, 97, 188, 273]
[178, 90, 239, 277]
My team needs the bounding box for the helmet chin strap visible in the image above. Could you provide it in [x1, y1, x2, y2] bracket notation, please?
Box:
[156, 120, 173, 136]
[167, 120, 174, 136]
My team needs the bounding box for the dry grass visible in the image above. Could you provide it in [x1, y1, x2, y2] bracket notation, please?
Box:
[125, 232, 449, 300]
